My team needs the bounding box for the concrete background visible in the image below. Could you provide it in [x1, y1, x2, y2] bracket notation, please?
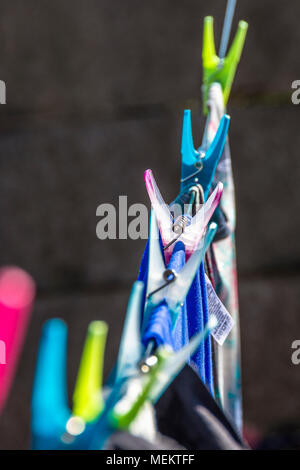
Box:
[0, 0, 300, 448]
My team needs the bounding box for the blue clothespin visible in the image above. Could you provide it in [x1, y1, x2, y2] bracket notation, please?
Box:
[142, 211, 218, 333]
[180, 109, 230, 198]
[31, 319, 71, 450]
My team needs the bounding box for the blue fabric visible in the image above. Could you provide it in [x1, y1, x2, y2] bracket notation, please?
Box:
[200, 262, 214, 395]
[138, 239, 150, 322]
[138, 239, 150, 286]
[186, 269, 205, 383]
[138, 238, 214, 396]
[140, 241, 188, 351]
[142, 301, 174, 348]
[186, 262, 214, 393]
[167, 242, 189, 352]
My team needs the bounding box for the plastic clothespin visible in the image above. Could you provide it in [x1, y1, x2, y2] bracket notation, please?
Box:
[73, 321, 108, 423]
[0, 267, 35, 415]
[31, 318, 71, 450]
[32, 318, 109, 449]
[110, 316, 217, 430]
[202, 16, 248, 114]
[180, 109, 230, 197]
[141, 211, 218, 333]
[145, 168, 222, 260]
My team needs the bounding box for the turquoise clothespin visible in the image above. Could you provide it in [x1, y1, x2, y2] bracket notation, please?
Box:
[180, 109, 230, 198]
[202, 16, 248, 114]
[31, 319, 71, 449]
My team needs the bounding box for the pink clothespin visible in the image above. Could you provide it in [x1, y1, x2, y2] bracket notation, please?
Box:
[0, 267, 35, 414]
[144, 169, 222, 262]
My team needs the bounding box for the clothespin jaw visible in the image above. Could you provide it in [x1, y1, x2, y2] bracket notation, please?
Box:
[114, 281, 145, 384]
[202, 16, 248, 114]
[180, 109, 200, 180]
[141, 211, 166, 331]
[201, 114, 230, 198]
[180, 109, 230, 197]
[73, 321, 108, 423]
[31, 319, 71, 449]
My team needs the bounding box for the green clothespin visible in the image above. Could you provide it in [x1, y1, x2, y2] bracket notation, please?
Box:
[73, 321, 108, 423]
[109, 351, 166, 430]
[202, 16, 248, 114]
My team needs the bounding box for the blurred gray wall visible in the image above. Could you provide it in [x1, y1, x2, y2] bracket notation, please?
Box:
[0, 0, 300, 449]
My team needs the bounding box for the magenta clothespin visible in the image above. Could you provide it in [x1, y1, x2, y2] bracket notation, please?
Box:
[0, 266, 35, 414]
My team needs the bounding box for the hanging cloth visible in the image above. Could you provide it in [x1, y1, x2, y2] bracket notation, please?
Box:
[155, 364, 246, 450]
[202, 82, 242, 429]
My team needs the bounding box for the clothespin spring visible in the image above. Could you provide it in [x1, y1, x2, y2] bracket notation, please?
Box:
[164, 185, 204, 251]
[146, 269, 177, 299]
